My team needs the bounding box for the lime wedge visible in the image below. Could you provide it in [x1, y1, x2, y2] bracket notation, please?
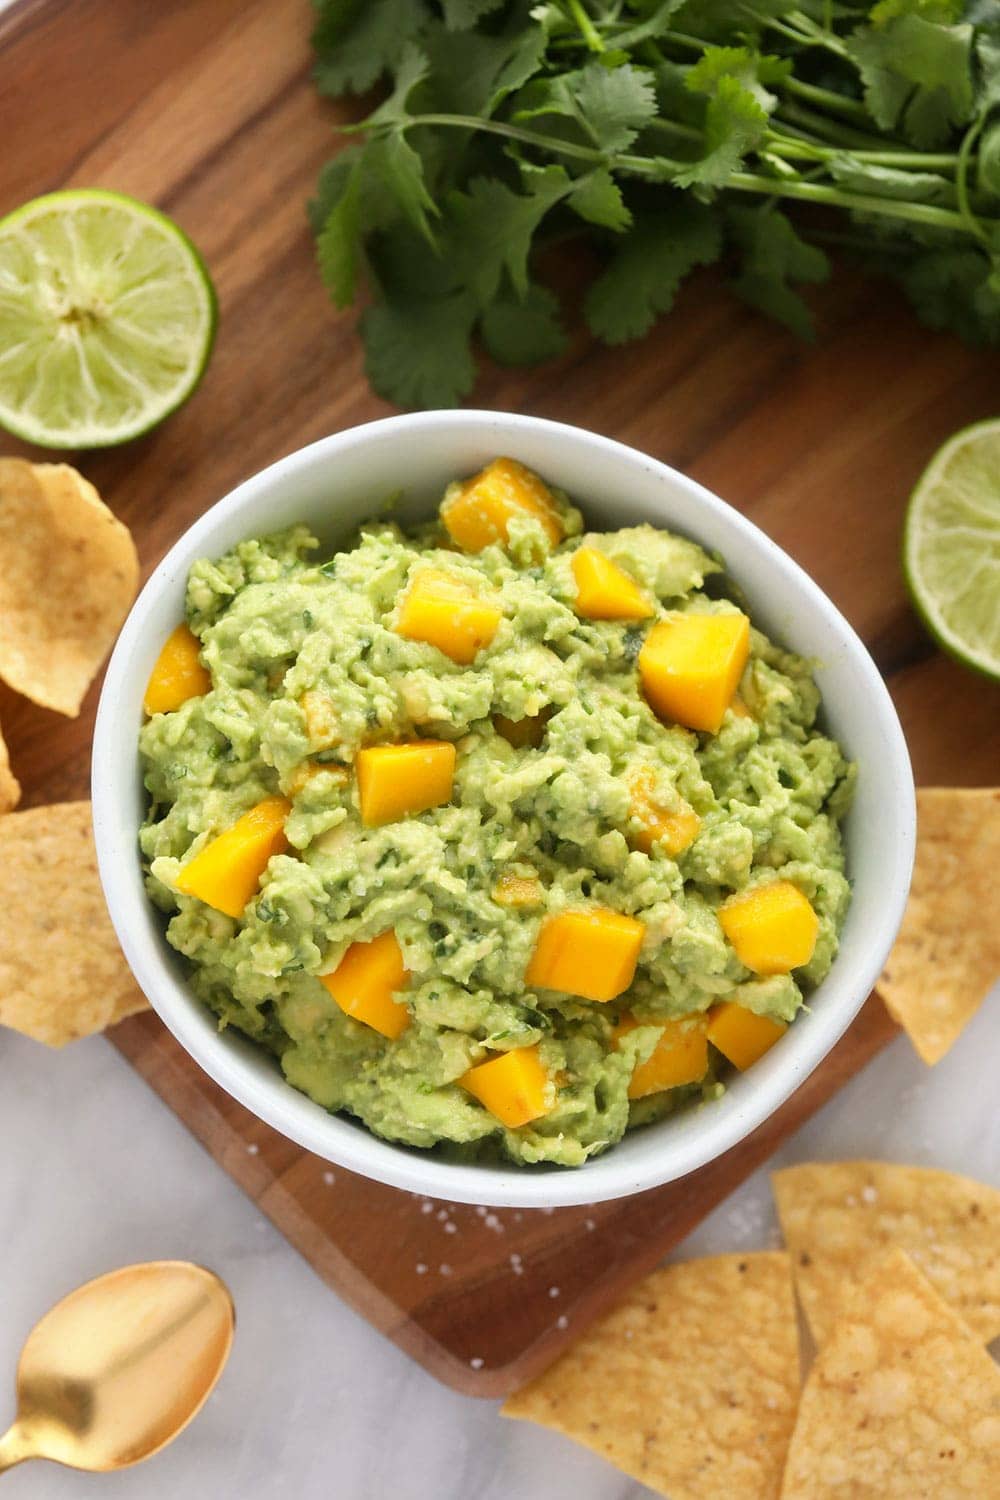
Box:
[904, 419, 1000, 681]
[0, 189, 216, 449]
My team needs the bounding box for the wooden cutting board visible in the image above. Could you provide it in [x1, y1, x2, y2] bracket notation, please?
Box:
[1, 0, 997, 1399]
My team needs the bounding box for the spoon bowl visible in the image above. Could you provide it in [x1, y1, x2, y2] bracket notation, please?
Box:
[0, 1261, 234, 1475]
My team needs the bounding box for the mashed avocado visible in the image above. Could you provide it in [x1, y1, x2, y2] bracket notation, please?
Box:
[139, 459, 854, 1168]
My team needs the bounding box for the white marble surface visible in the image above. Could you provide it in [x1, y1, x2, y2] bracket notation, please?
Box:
[1, 986, 997, 1500]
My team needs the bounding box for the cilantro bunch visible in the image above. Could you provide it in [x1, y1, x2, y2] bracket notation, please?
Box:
[309, 1, 1000, 407]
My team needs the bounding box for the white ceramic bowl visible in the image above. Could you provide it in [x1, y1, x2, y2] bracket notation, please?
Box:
[93, 412, 914, 1208]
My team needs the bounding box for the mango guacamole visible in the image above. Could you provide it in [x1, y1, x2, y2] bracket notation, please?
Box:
[139, 458, 854, 1166]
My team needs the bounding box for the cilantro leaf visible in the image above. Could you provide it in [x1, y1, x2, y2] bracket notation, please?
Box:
[727, 207, 829, 339]
[316, 154, 364, 306]
[585, 203, 722, 343]
[312, 0, 429, 97]
[828, 154, 956, 204]
[423, 15, 546, 117]
[364, 131, 437, 242]
[901, 246, 1000, 344]
[672, 0, 798, 43]
[569, 168, 632, 231]
[441, 0, 504, 27]
[570, 62, 659, 152]
[362, 292, 478, 407]
[444, 167, 571, 306]
[480, 283, 569, 365]
[685, 45, 791, 114]
[673, 73, 769, 188]
[845, 14, 975, 147]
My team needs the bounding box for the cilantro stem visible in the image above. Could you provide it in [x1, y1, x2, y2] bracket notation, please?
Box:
[726, 172, 979, 233]
[565, 0, 604, 54]
[781, 78, 870, 125]
[955, 113, 991, 246]
[766, 135, 960, 171]
[402, 115, 982, 236]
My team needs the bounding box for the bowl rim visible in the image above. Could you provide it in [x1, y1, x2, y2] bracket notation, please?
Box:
[92, 410, 915, 1208]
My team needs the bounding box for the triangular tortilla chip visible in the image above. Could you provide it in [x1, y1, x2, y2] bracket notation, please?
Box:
[0, 717, 18, 812]
[780, 1248, 1000, 1498]
[503, 1253, 799, 1500]
[0, 459, 138, 717]
[0, 801, 148, 1046]
[772, 1161, 1000, 1346]
[879, 787, 1000, 1064]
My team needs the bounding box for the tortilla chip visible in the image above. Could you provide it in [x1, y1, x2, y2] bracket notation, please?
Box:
[503, 1253, 799, 1500]
[780, 1248, 1000, 1499]
[0, 718, 18, 812]
[879, 787, 1000, 1064]
[0, 801, 148, 1046]
[0, 459, 138, 717]
[772, 1161, 1000, 1346]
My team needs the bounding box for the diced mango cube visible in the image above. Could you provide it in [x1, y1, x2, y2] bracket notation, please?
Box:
[571, 547, 652, 621]
[613, 1014, 709, 1098]
[320, 929, 410, 1039]
[459, 1044, 550, 1128]
[494, 711, 548, 749]
[143, 624, 211, 715]
[492, 870, 544, 908]
[441, 457, 563, 552]
[718, 881, 819, 974]
[626, 767, 701, 857]
[639, 612, 750, 734]
[300, 689, 340, 749]
[394, 568, 502, 664]
[525, 908, 645, 1002]
[707, 1001, 786, 1070]
[356, 741, 456, 827]
[286, 761, 349, 798]
[175, 796, 291, 919]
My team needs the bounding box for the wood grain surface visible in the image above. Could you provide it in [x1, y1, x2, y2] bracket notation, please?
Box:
[1, 0, 996, 1397]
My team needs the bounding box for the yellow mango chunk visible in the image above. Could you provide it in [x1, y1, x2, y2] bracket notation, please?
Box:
[492, 870, 544, 908]
[441, 457, 563, 552]
[719, 881, 819, 975]
[356, 741, 456, 827]
[571, 547, 653, 621]
[526, 908, 645, 1003]
[459, 1044, 550, 1128]
[143, 624, 211, 715]
[707, 1001, 786, 1070]
[394, 568, 502, 665]
[286, 761, 348, 798]
[300, 689, 340, 749]
[175, 796, 291, 919]
[614, 1014, 709, 1098]
[320, 929, 410, 1040]
[626, 767, 701, 857]
[494, 710, 548, 749]
[639, 612, 750, 734]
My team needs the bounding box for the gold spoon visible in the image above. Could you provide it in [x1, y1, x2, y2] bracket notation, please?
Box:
[0, 1261, 235, 1476]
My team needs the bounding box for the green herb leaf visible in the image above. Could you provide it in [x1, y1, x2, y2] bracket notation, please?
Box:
[441, 0, 504, 27]
[585, 202, 722, 343]
[569, 168, 632, 230]
[845, 14, 975, 148]
[674, 73, 770, 188]
[728, 206, 830, 340]
[362, 292, 478, 407]
[445, 166, 571, 306]
[312, 0, 429, 97]
[481, 282, 569, 365]
[570, 61, 659, 152]
[686, 45, 791, 115]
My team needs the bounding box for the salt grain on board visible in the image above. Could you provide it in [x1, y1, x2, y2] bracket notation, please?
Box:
[415, 1263, 428, 1275]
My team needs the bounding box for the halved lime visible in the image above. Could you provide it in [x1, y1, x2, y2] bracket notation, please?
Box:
[0, 189, 216, 448]
[904, 419, 1000, 681]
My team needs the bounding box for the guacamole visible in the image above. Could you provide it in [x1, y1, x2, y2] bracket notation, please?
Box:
[139, 458, 854, 1168]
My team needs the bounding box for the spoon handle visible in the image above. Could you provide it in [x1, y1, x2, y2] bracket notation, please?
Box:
[0, 1424, 33, 1475]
